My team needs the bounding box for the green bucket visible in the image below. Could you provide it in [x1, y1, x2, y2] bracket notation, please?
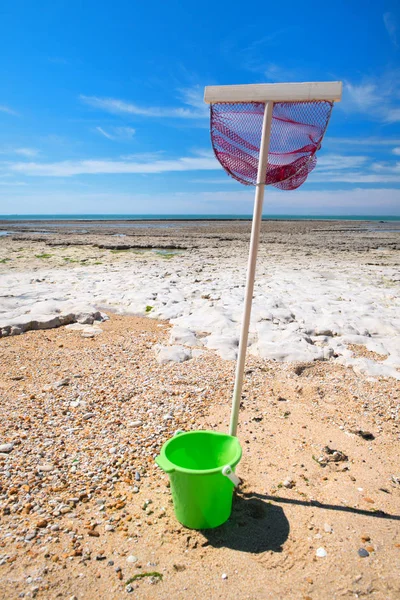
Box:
[155, 430, 242, 529]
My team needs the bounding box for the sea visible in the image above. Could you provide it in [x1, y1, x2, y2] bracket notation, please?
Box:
[0, 214, 399, 221]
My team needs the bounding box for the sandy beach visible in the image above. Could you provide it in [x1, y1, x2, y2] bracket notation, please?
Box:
[0, 219, 399, 599]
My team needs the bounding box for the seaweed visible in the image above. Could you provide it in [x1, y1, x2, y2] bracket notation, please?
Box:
[126, 572, 163, 584]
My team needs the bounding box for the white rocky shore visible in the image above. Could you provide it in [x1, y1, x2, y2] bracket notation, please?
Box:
[1, 245, 399, 380]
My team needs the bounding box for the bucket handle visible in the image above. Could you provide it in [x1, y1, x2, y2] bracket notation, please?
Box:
[155, 454, 175, 474]
[222, 465, 240, 487]
[155, 431, 183, 473]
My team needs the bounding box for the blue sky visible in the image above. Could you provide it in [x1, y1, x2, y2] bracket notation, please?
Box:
[0, 0, 400, 216]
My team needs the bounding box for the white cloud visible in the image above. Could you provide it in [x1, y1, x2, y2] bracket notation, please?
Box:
[233, 31, 302, 78]
[0, 105, 18, 116]
[119, 151, 165, 161]
[327, 137, 400, 147]
[341, 73, 400, 123]
[316, 154, 369, 171]
[96, 126, 136, 141]
[311, 172, 400, 184]
[190, 149, 214, 159]
[263, 62, 305, 83]
[177, 85, 207, 115]
[14, 148, 40, 158]
[0, 147, 40, 158]
[393, 147, 400, 155]
[80, 85, 208, 120]
[371, 161, 400, 172]
[234, 53, 400, 125]
[0, 181, 28, 186]
[193, 188, 400, 212]
[190, 178, 238, 184]
[383, 12, 398, 47]
[7, 154, 220, 177]
[312, 153, 400, 183]
[342, 82, 381, 114]
[5, 148, 400, 186]
[1, 188, 399, 216]
[96, 127, 114, 140]
[387, 108, 400, 123]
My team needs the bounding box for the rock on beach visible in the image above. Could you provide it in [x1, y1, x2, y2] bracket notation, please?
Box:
[155, 345, 192, 364]
[0, 443, 13, 453]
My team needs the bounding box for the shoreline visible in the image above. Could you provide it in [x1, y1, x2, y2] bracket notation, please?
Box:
[1, 215, 400, 224]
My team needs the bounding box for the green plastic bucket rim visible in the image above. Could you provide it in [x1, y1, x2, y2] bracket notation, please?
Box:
[155, 430, 242, 476]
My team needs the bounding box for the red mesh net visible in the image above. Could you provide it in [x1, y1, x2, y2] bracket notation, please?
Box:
[210, 101, 333, 189]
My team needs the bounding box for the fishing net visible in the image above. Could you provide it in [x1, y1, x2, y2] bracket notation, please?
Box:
[210, 101, 333, 189]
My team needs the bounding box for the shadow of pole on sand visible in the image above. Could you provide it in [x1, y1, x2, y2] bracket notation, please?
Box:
[201, 493, 290, 553]
[246, 492, 400, 521]
[200, 486, 399, 554]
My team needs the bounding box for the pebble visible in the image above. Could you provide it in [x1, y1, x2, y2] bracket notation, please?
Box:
[83, 413, 95, 420]
[36, 519, 48, 528]
[105, 524, 115, 532]
[358, 548, 370, 558]
[283, 478, 295, 489]
[126, 555, 138, 564]
[316, 547, 327, 558]
[323, 523, 333, 533]
[222, 573, 228, 580]
[88, 530, 100, 537]
[25, 531, 37, 541]
[54, 378, 70, 388]
[38, 464, 54, 472]
[135, 472, 141, 481]
[129, 421, 143, 427]
[0, 443, 13, 453]
[132, 486, 139, 493]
